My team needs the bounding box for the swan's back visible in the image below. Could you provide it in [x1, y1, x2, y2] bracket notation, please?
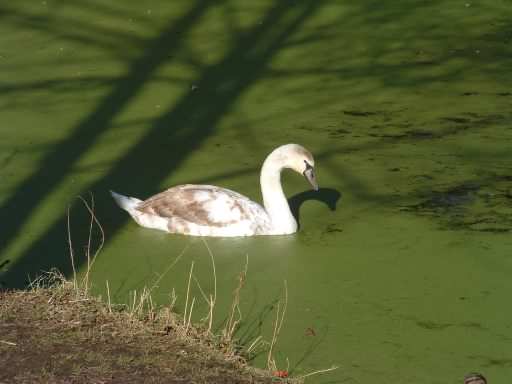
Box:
[133, 184, 271, 237]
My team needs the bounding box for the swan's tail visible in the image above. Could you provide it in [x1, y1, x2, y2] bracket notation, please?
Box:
[110, 190, 143, 212]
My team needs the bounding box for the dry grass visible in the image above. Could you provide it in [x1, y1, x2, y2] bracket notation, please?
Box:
[0, 277, 277, 384]
[267, 280, 288, 372]
[4, 194, 339, 382]
[223, 254, 248, 344]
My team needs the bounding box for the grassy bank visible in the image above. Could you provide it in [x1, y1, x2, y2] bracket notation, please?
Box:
[1, 198, 338, 383]
[0, 273, 291, 384]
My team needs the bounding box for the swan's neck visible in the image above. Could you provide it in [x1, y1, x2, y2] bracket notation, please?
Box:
[260, 155, 297, 235]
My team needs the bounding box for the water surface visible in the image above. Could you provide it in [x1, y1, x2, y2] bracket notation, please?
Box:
[1, 1, 511, 382]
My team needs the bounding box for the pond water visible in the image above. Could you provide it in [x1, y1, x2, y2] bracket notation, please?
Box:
[1, 1, 512, 382]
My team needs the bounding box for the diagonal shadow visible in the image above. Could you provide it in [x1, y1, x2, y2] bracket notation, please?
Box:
[0, 0, 214, 255]
[1, 0, 324, 288]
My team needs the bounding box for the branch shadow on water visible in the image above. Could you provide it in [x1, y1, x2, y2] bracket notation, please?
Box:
[0, 0, 325, 289]
[0, 0, 216, 289]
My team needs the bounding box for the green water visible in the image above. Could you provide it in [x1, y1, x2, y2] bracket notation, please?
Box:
[1, 1, 512, 382]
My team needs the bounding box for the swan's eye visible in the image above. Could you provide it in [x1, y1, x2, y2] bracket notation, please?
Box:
[303, 160, 313, 171]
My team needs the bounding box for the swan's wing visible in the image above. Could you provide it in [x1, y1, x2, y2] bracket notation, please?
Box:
[136, 184, 266, 227]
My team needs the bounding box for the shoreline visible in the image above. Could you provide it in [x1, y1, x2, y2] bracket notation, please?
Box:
[0, 277, 294, 384]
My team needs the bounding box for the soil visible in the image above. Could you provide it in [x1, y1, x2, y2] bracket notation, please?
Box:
[0, 284, 283, 384]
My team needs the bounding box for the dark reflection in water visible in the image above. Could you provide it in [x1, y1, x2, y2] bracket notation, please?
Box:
[288, 187, 341, 227]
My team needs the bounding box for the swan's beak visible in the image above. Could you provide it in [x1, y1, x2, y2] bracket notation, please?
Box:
[303, 167, 319, 191]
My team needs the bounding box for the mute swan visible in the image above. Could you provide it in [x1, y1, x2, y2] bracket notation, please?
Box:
[111, 143, 318, 237]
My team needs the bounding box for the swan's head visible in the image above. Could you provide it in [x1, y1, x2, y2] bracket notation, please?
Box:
[272, 144, 318, 191]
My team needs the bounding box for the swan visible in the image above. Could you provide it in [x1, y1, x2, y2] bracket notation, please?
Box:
[110, 143, 318, 237]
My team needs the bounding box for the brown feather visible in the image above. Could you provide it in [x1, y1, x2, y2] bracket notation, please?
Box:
[136, 185, 253, 228]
